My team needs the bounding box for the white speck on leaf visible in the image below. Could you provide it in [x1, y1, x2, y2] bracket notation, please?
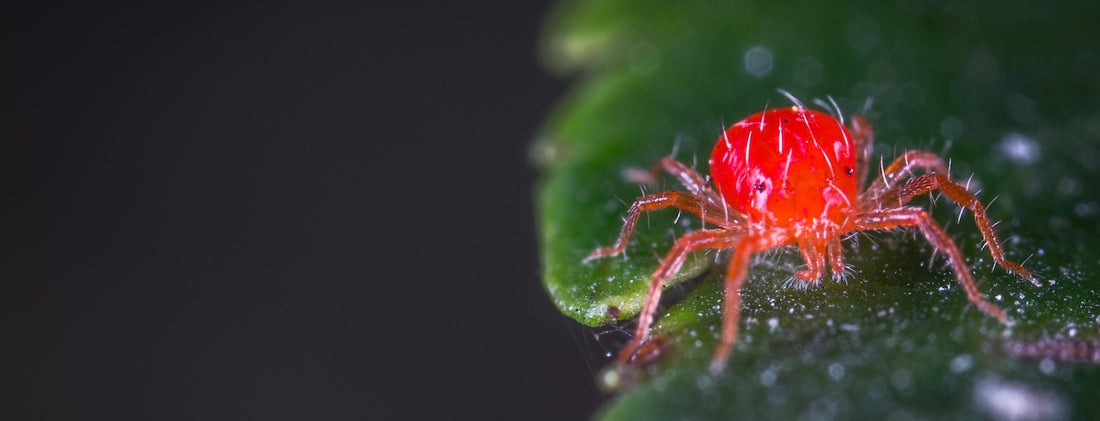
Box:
[950, 354, 973, 373]
[828, 363, 845, 381]
[1039, 358, 1056, 375]
[974, 377, 1067, 421]
[997, 132, 1041, 165]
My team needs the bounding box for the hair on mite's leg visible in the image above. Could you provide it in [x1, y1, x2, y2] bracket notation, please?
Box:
[852, 207, 1008, 322]
[584, 191, 737, 262]
[616, 229, 740, 365]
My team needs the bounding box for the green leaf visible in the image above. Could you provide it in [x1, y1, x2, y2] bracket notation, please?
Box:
[534, 0, 1100, 418]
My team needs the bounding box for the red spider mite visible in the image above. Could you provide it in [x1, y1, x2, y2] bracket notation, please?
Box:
[584, 92, 1042, 374]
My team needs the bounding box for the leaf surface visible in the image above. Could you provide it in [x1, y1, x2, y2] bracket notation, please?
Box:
[535, 1, 1100, 418]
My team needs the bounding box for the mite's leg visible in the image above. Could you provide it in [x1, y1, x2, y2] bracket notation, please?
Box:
[584, 191, 737, 262]
[887, 173, 1039, 286]
[850, 115, 875, 191]
[860, 151, 950, 208]
[657, 156, 717, 200]
[827, 235, 847, 281]
[853, 207, 1008, 322]
[794, 238, 827, 282]
[617, 229, 740, 364]
[710, 230, 788, 373]
[624, 156, 724, 204]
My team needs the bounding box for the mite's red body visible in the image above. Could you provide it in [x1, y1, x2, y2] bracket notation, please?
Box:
[586, 102, 1040, 373]
[711, 109, 857, 229]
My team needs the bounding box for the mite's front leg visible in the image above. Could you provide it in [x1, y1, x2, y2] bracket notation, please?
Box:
[710, 230, 788, 373]
[616, 229, 739, 364]
[585, 191, 735, 263]
[623, 156, 725, 205]
[794, 239, 827, 282]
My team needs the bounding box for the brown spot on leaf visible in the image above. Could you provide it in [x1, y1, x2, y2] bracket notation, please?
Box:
[605, 305, 621, 319]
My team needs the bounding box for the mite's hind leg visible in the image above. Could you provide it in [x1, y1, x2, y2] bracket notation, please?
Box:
[853, 208, 1008, 322]
[617, 229, 739, 364]
[887, 173, 1039, 286]
[585, 191, 735, 262]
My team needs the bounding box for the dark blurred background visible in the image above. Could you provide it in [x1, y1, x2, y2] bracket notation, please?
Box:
[11, 1, 605, 418]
